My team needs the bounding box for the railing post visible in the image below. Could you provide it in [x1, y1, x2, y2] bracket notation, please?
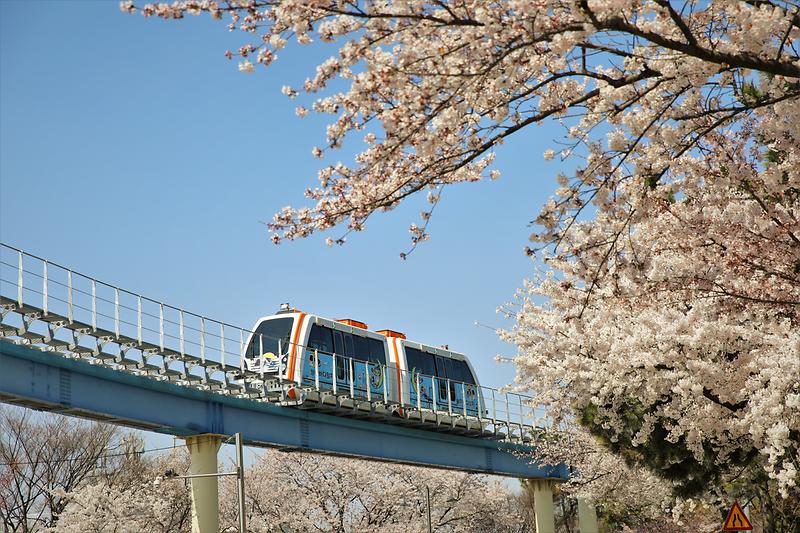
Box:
[462, 382, 467, 418]
[432, 377, 437, 412]
[416, 372, 422, 411]
[114, 288, 120, 339]
[179, 310, 185, 356]
[137, 296, 142, 345]
[505, 394, 512, 438]
[259, 334, 264, 380]
[314, 349, 319, 390]
[332, 353, 337, 396]
[67, 270, 73, 323]
[16, 251, 23, 308]
[278, 339, 283, 386]
[348, 357, 354, 398]
[239, 329, 244, 373]
[91, 279, 97, 332]
[476, 387, 483, 424]
[200, 317, 206, 364]
[220, 323, 226, 369]
[400, 368, 406, 408]
[41, 260, 48, 316]
[491, 388, 497, 423]
[382, 365, 388, 403]
[447, 380, 452, 416]
[366, 363, 371, 402]
[159, 303, 165, 351]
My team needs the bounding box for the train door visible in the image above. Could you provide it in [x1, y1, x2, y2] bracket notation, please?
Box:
[434, 356, 465, 414]
[366, 337, 388, 400]
[406, 347, 435, 409]
[303, 324, 335, 389]
[448, 359, 479, 416]
[350, 334, 371, 398]
[454, 359, 479, 416]
[333, 330, 351, 392]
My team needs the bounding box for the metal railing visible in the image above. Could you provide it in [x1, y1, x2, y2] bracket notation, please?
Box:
[295, 347, 548, 430]
[0, 243, 550, 440]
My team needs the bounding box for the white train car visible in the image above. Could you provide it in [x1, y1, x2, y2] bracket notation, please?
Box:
[242, 305, 483, 416]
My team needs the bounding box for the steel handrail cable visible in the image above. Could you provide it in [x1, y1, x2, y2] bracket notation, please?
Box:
[0, 244, 257, 336]
[0, 259, 252, 342]
[1, 261, 323, 362]
[0, 280, 245, 360]
[0, 280, 326, 369]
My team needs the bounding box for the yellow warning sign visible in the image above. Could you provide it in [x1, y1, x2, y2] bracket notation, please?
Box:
[722, 501, 753, 531]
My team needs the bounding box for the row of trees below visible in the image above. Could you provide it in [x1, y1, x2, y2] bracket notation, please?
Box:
[2, 407, 712, 532]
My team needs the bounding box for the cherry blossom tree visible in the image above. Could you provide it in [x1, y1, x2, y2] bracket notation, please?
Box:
[56, 445, 526, 532]
[51, 449, 192, 533]
[122, 0, 799, 249]
[218, 449, 525, 532]
[123, 0, 799, 526]
[499, 118, 799, 525]
[527, 421, 723, 531]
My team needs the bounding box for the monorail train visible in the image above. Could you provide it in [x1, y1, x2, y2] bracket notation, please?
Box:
[242, 305, 482, 416]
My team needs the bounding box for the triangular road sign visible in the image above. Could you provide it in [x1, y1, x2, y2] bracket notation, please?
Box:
[722, 500, 753, 531]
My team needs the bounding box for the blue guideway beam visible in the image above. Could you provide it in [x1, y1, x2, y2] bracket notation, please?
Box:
[0, 340, 568, 480]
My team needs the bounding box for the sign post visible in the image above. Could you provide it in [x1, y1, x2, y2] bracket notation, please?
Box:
[722, 501, 753, 531]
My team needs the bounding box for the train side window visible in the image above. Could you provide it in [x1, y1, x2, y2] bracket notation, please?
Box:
[308, 325, 333, 354]
[434, 355, 449, 398]
[344, 334, 355, 359]
[454, 360, 475, 384]
[434, 355, 448, 379]
[368, 338, 385, 365]
[406, 348, 435, 377]
[352, 335, 370, 362]
[443, 358, 459, 398]
[333, 331, 347, 380]
[333, 331, 344, 356]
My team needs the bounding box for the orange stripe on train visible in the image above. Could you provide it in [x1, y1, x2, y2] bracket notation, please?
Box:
[393, 337, 404, 415]
[287, 313, 308, 382]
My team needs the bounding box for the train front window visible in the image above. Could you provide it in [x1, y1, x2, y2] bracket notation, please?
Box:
[246, 317, 293, 359]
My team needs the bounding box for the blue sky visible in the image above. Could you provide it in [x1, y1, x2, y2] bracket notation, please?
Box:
[1, 1, 569, 454]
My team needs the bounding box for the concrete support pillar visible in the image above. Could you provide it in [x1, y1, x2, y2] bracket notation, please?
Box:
[531, 479, 556, 533]
[184, 435, 223, 533]
[577, 498, 599, 533]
